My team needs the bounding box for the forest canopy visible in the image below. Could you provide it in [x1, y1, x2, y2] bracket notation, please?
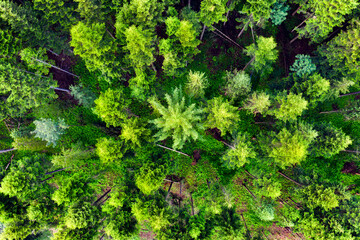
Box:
[0, 0, 360, 239]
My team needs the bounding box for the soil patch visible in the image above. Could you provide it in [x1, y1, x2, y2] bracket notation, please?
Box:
[342, 162, 360, 175]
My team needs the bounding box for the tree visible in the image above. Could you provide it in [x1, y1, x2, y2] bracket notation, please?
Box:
[295, 0, 358, 43]
[299, 184, 340, 210]
[292, 73, 330, 105]
[65, 201, 97, 229]
[199, 0, 228, 40]
[52, 144, 93, 168]
[20, 47, 53, 75]
[69, 85, 97, 108]
[52, 174, 90, 205]
[149, 87, 204, 149]
[104, 209, 137, 240]
[244, 36, 278, 75]
[312, 123, 352, 158]
[212, 207, 245, 239]
[124, 25, 155, 71]
[255, 203, 275, 221]
[243, 91, 271, 115]
[289, 54, 316, 77]
[185, 71, 208, 98]
[0, 219, 39, 240]
[135, 162, 167, 195]
[93, 88, 131, 127]
[0, 29, 21, 57]
[120, 118, 151, 149]
[32, 118, 69, 146]
[95, 137, 127, 164]
[131, 195, 171, 232]
[223, 69, 252, 99]
[205, 97, 239, 136]
[265, 124, 317, 168]
[318, 19, 360, 80]
[0, 60, 57, 120]
[70, 21, 121, 78]
[242, 0, 276, 22]
[270, 91, 308, 121]
[255, 177, 282, 199]
[0, 171, 33, 199]
[222, 134, 256, 168]
[270, 1, 290, 25]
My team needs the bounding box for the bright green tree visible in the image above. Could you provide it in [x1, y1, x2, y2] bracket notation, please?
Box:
[299, 184, 340, 211]
[255, 177, 282, 199]
[120, 118, 151, 149]
[204, 97, 239, 135]
[242, 0, 276, 22]
[185, 71, 208, 98]
[52, 144, 93, 168]
[244, 36, 278, 75]
[95, 137, 127, 164]
[94, 88, 131, 127]
[65, 201, 97, 229]
[135, 162, 167, 195]
[243, 91, 271, 115]
[149, 87, 204, 149]
[199, 0, 228, 39]
[222, 134, 256, 168]
[271, 91, 308, 121]
[20, 47, 53, 75]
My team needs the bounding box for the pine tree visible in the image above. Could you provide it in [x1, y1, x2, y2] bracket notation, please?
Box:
[120, 118, 151, 149]
[199, 0, 228, 40]
[222, 134, 256, 168]
[205, 96, 239, 136]
[242, 0, 277, 22]
[135, 162, 167, 195]
[20, 47, 54, 75]
[289, 54, 316, 77]
[69, 85, 97, 108]
[299, 184, 340, 211]
[32, 118, 69, 146]
[185, 71, 209, 98]
[243, 91, 271, 115]
[224, 69, 252, 99]
[95, 137, 127, 164]
[65, 201, 98, 229]
[149, 87, 204, 149]
[270, 0, 290, 25]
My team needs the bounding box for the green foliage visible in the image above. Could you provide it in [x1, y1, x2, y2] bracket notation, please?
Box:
[65, 201, 97, 229]
[94, 88, 131, 127]
[32, 118, 69, 146]
[244, 36, 278, 74]
[205, 97, 239, 135]
[289, 54, 316, 77]
[222, 134, 256, 168]
[104, 210, 137, 240]
[265, 124, 317, 168]
[20, 47, 53, 75]
[0, 219, 38, 240]
[52, 174, 90, 205]
[255, 203, 275, 221]
[185, 71, 208, 98]
[0, 29, 21, 57]
[243, 91, 271, 115]
[270, 1, 289, 25]
[149, 87, 204, 149]
[70, 21, 120, 78]
[299, 184, 340, 210]
[318, 19, 360, 80]
[135, 162, 167, 195]
[224, 70, 252, 99]
[297, 0, 358, 43]
[0, 60, 57, 119]
[242, 0, 277, 22]
[95, 137, 127, 164]
[312, 123, 352, 158]
[212, 207, 244, 239]
[52, 144, 92, 168]
[69, 85, 97, 108]
[0, 171, 32, 198]
[199, 0, 227, 28]
[120, 118, 151, 149]
[271, 91, 308, 121]
[255, 177, 282, 199]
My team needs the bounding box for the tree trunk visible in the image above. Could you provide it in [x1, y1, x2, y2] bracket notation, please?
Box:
[339, 91, 360, 97]
[47, 49, 59, 56]
[156, 144, 191, 157]
[224, 10, 230, 26]
[151, 62, 157, 73]
[292, 5, 302, 16]
[240, 213, 251, 238]
[45, 168, 67, 175]
[243, 169, 258, 179]
[200, 25, 206, 41]
[50, 86, 71, 94]
[277, 171, 303, 187]
[188, 0, 190, 8]
[213, 27, 243, 49]
[342, 150, 360, 154]
[237, 21, 250, 39]
[250, 25, 255, 43]
[93, 189, 112, 205]
[221, 140, 235, 149]
[32, 58, 80, 78]
[40, 175, 55, 183]
[319, 110, 343, 114]
[106, 29, 116, 40]
[0, 148, 16, 154]
[190, 192, 195, 216]
[243, 56, 255, 71]
[291, 13, 314, 32]
[165, 182, 173, 200]
[5, 154, 14, 171]
[289, 35, 299, 44]
[242, 183, 257, 199]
